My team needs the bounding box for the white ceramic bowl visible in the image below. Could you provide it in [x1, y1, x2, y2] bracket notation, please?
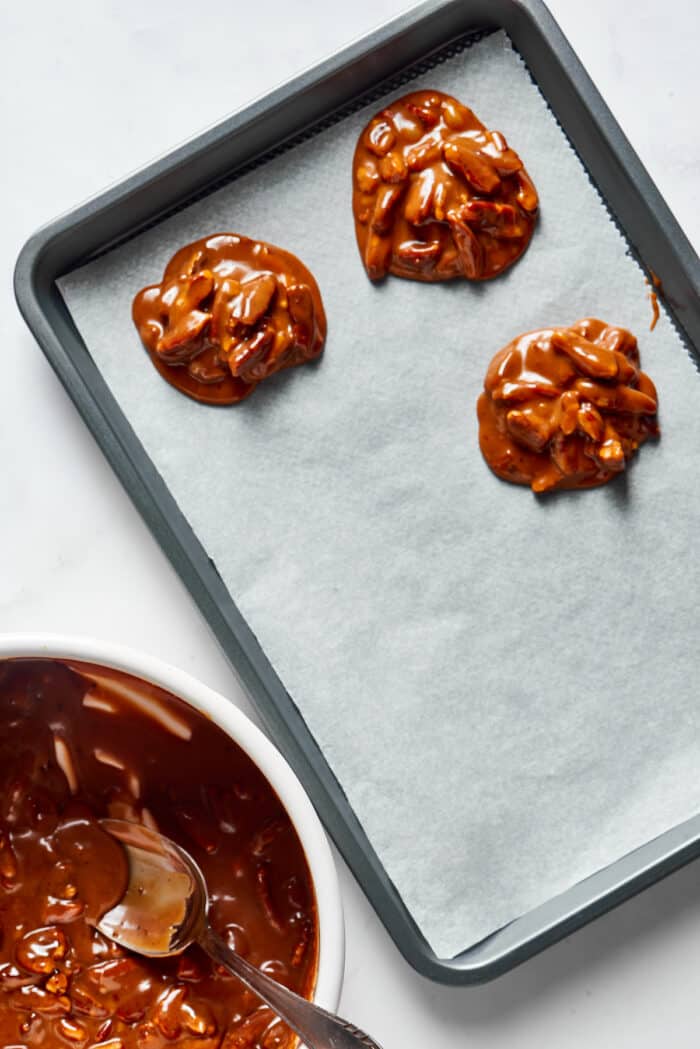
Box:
[0, 633, 344, 1014]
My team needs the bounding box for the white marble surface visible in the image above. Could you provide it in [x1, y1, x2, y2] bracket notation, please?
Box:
[2, 1, 699, 1045]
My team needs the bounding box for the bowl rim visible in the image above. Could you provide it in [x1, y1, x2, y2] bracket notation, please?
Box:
[0, 632, 345, 1014]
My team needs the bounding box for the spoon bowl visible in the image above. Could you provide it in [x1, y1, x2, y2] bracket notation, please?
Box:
[98, 818, 207, 956]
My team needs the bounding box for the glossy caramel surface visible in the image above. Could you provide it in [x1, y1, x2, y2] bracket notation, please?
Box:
[0, 659, 317, 1048]
[133, 234, 326, 404]
[352, 90, 538, 282]
[477, 318, 660, 492]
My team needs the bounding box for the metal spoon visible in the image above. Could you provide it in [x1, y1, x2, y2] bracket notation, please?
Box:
[97, 819, 382, 1049]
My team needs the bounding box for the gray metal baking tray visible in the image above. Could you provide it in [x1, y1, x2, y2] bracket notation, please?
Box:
[14, 0, 700, 984]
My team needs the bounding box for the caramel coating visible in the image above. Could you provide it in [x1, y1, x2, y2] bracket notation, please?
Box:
[352, 89, 538, 282]
[0, 658, 318, 1049]
[477, 319, 660, 492]
[132, 234, 327, 404]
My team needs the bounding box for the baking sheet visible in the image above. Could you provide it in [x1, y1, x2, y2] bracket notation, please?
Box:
[58, 30, 700, 960]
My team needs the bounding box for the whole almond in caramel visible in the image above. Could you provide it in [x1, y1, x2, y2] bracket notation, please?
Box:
[132, 234, 326, 404]
[352, 90, 538, 282]
[477, 319, 660, 493]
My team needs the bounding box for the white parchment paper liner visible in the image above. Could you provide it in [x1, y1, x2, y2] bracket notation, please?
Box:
[59, 32, 700, 959]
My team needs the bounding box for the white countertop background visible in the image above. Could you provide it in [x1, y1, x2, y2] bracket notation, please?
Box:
[3, 2, 699, 1045]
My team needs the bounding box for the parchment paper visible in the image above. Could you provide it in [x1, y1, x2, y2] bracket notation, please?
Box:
[58, 31, 700, 959]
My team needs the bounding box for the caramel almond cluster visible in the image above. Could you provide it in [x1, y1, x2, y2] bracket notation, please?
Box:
[477, 319, 660, 492]
[132, 234, 326, 404]
[352, 90, 538, 282]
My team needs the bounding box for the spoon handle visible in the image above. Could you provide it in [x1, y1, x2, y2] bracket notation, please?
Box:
[199, 925, 383, 1049]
